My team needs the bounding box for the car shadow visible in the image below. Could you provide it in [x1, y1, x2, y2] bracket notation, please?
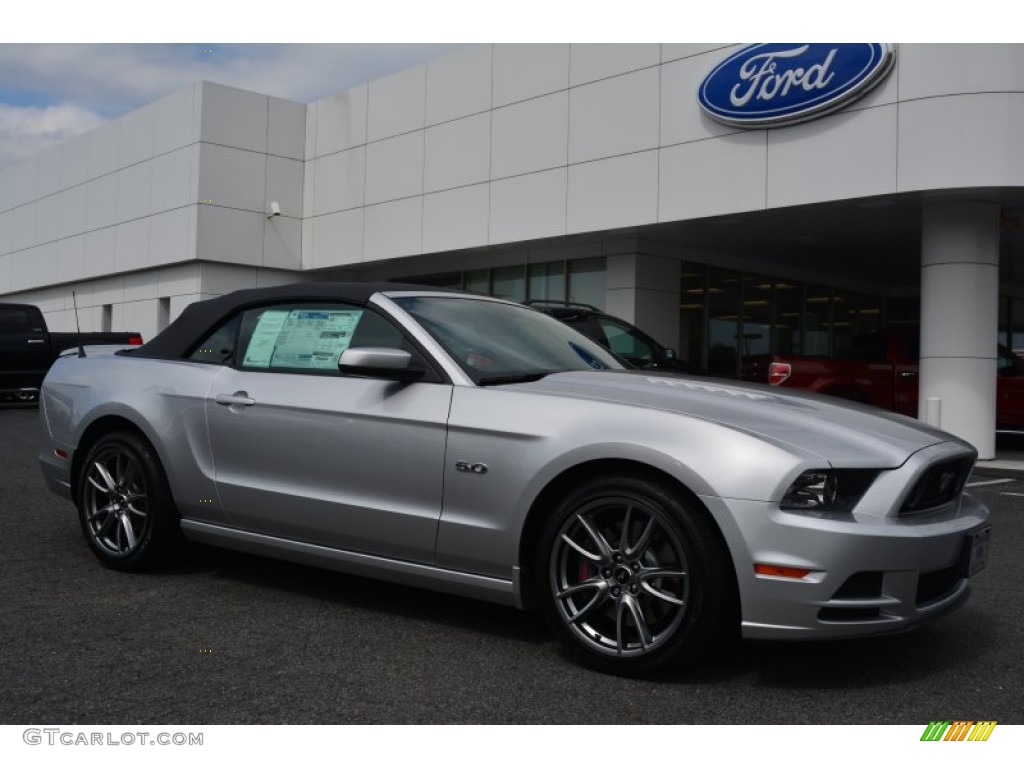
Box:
[168, 544, 997, 688]
[655, 606, 998, 688]
[169, 544, 552, 645]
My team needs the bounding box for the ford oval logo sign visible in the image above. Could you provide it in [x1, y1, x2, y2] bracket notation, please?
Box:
[698, 43, 895, 128]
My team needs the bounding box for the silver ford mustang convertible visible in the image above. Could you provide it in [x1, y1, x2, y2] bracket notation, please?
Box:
[39, 283, 991, 674]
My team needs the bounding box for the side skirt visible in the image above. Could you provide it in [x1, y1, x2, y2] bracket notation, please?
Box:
[180, 519, 521, 608]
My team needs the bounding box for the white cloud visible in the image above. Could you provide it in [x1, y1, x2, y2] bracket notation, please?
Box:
[0, 43, 465, 169]
[0, 103, 105, 168]
[0, 44, 464, 111]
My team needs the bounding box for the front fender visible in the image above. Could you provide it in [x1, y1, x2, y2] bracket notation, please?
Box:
[435, 386, 816, 581]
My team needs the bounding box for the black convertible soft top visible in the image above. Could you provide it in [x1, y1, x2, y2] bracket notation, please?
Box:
[123, 281, 444, 359]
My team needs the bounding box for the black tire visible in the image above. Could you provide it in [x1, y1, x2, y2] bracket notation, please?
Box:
[75, 430, 182, 571]
[535, 473, 737, 675]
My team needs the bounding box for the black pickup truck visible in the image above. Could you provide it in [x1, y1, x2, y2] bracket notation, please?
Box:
[0, 303, 142, 402]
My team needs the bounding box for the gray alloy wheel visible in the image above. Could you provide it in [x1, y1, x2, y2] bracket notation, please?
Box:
[551, 495, 690, 657]
[537, 474, 735, 674]
[76, 431, 180, 571]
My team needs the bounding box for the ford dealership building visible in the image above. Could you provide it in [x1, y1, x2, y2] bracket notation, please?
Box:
[0, 43, 1021, 457]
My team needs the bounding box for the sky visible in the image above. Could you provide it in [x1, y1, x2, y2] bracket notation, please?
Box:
[0, 43, 465, 169]
[0, 0, 1009, 171]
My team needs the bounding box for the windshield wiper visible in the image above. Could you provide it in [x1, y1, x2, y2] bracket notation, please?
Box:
[476, 371, 553, 386]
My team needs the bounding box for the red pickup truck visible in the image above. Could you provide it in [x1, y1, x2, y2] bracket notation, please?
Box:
[741, 329, 1024, 431]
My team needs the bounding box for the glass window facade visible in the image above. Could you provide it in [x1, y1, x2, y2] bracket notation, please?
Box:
[528, 262, 565, 302]
[568, 258, 606, 308]
[401, 257, 1024, 377]
[677, 261, 923, 377]
[491, 265, 527, 303]
[707, 268, 742, 377]
[999, 295, 1024, 356]
[402, 257, 607, 310]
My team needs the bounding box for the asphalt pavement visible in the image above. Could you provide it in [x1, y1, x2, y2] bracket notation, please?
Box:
[1, 404, 1021, 724]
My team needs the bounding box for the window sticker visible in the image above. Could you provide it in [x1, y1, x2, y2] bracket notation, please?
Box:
[272, 309, 364, 369]
[243, 309, 365, 370]
[242, 310, 290, 368]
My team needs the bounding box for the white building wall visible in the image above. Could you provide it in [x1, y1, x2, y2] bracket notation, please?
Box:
[0, 81, 308, 334]
[3, 43, 1024, 344]
[920, 201, 1001, 458]
[1, 263, 202, 339]
[301, 43, 1024, 275]
[194, 83, 305, 274]
[0, 83, 205, 334]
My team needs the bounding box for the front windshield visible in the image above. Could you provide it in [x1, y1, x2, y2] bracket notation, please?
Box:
[393, 296, 625, 384]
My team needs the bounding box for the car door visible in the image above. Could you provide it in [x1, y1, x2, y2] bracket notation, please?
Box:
[204, 301, 453, 564]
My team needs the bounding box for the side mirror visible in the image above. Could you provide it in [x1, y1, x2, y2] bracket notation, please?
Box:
[339, 347, 424, 381]
[663, 348, 678, 360]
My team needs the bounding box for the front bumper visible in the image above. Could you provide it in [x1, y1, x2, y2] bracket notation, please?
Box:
[702, 489, 990, 641]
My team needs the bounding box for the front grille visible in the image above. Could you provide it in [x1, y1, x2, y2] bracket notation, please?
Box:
[916, 564, 962, 606]
[900, 457, 973, 515]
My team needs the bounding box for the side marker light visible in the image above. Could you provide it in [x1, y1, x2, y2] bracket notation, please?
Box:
[755, 564, 811, 579]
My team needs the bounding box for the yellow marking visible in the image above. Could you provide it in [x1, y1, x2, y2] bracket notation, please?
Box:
[968, 721, 997, 741]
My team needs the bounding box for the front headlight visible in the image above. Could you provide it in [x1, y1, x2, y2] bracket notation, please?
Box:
[781, 469, 878, 512]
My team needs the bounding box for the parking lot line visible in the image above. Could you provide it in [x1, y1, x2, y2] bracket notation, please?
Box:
[965, 478, 1015, 487]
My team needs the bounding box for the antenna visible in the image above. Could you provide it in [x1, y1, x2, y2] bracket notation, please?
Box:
[72, 290, 86, 358]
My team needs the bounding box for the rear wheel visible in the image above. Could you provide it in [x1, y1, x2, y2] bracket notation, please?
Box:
[536, 474, 736, 675]
[76, 430, 181, 571]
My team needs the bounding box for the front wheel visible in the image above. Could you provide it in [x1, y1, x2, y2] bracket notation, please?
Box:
[536, 474, 736, 675]
[76, 430, 181, 571]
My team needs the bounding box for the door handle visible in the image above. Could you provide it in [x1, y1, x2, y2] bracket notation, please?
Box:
[899, 371, 917, 379]
[215, 392, 256, 407]
[27, 339, 45, 344]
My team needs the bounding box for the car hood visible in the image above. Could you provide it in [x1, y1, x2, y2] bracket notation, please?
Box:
[512, 371, 964, 467]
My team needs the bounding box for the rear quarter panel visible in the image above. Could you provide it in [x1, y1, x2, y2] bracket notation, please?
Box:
[41, 353, 226, 524]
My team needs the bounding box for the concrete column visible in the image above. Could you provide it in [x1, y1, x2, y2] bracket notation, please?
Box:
[605, 253, 681, 349]
[920, 201, 1000, 458]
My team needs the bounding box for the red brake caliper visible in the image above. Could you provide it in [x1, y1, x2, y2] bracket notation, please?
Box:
[578, 560, 592, 581]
